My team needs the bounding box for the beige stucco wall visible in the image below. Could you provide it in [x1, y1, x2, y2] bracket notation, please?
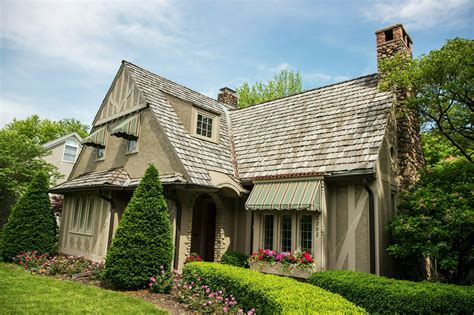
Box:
[44, 139, 81, 184]
[71, 108, 187, 180]
[165, 93, 194, 134]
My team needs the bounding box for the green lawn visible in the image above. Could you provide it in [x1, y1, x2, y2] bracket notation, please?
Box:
[0, 263, 166, 314]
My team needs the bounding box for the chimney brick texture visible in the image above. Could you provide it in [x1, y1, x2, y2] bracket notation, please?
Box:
[217, 87, 238, 109]
[376, 24, 424, 189]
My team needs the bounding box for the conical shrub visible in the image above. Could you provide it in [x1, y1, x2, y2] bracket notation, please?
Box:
[2, 172, 57, 261]
[104, 164, 173, 289]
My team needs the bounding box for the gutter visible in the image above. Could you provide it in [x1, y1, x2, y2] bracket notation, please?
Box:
[98, 190, 117, 250]
[363, 178, 376, 274]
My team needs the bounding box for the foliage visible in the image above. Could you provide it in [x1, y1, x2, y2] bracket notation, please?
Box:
[387, 159, 474, 284]
[221, 251, 249, 268]
[4, 114, 89, 144]
[183, 262, 364, 314]
[309, 270, 474, 314]
[0, 263, 165, 314]
[184, 253, 202, 264]
[248, 248, 314, 271]
[104, 164, 173, 290]
[2, 172, 57, 261]
[236, 69, 303, 108]
[0, 130, 59, 227]
[422, 131, 461, 166]
[379, 38, 474, 162]
[148, 266, 176, 294]
[12, 251, 104, 278]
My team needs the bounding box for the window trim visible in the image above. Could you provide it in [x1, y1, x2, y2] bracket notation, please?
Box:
[62, 139, 79, 163]
[191, 107, 219, 143]
[125, 138, 139, 155]
[69, 195, 95, 236]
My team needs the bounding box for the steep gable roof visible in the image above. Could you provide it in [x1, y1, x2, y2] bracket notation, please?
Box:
[123, 61, 236, 186]
[43, 132, 82, 149]
[230, 74, 394, 180]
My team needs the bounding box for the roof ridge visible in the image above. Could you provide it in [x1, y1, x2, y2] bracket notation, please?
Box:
[122, 60, 224, 107]
[233, 73, 379, 112]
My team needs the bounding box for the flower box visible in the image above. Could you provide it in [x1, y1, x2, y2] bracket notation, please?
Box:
[249, 261, 313, 279]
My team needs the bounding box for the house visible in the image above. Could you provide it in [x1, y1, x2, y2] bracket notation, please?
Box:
[51, 24, 423, 276]
[43, 132, 83, 184]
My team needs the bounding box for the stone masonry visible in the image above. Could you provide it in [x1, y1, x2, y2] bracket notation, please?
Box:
[217, 87, 238, 109]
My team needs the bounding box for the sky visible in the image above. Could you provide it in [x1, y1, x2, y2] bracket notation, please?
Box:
[1, 0, 473, 128]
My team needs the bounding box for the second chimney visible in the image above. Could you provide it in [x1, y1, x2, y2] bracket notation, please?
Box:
[217, 87, 238, 109]
[376, 24, 413, 69]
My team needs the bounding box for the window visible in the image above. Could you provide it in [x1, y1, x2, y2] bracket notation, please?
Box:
[300, 215, 312, 252]
[263, 215, 274, 250]
[281, 215, 292, 252]
[127, 139, 138, 153]
[70, 196, 95, 234]
[96, 147, 105, 160]
[196, 113, 213, 138]
[63, 139, 78, 162]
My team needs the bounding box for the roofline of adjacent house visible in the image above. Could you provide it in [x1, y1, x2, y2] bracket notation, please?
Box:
[233, 73, 380, 113]
[42, 132, 83, 149]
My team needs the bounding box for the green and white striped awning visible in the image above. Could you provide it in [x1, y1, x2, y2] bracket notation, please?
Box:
[81, 127, 106, 148]
[245, 180, 323, 211]
[111, 114, 139, 139]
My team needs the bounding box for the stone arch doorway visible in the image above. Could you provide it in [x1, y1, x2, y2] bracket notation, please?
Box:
[190, 194, 216, 262]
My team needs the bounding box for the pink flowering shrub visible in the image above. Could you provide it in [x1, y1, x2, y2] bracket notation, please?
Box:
[13, 251, 104, 278]
[248, 249, 314, 270]
[148, 265, 178, 294]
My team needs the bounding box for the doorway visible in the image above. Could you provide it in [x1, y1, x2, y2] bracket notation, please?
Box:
[190, 194, 216, 262]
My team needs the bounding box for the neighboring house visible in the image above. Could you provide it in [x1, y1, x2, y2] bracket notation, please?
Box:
[43, 132, 83, 184]
[51, 24, 423, 276]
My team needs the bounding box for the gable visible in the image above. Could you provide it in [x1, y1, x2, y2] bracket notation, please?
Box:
[93, 66, 147, 126]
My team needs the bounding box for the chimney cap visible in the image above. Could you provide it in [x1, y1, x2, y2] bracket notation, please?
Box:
[219, 87, 236, 94]
[375, 23, 413, 44]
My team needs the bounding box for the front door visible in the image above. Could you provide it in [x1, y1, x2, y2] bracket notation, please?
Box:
[190, 194, 217, 262]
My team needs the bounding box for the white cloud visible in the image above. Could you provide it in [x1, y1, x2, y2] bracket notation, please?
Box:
[367, 0, 473, 30]
[0, 0, 185, 73]
[0, 98, 39, 127]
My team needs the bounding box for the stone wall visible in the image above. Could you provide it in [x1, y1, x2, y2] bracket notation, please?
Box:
[217, 87, 238, 109]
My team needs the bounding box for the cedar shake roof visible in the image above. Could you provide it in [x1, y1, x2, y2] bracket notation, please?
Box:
[230, 74, 393, 180]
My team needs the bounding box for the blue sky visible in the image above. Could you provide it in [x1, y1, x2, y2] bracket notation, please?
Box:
[1, 0, 473, 127]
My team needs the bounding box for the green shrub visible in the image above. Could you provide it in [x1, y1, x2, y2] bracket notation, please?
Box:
[309, 270, 474, 314]
[2, 172, 57, 261]
[221, 251, 249, 268]
[104, 165, 173, 290]
[183, 262, 364, 314]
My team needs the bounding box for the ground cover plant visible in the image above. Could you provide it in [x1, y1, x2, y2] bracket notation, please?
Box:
[2, 172, 57, 261]
[183, 262, 364, 314]
[309, 270, 474, 314]
[105, 164, 173, 290]
[0, 263, 165, 314]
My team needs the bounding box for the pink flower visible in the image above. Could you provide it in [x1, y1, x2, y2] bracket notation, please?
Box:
[148, 283, 153, 287]
[150, 277, 156, 282]
[223, 306, 229, 313]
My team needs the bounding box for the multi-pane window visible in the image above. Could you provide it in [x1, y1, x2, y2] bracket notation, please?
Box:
[263, 215, 274, 250]
[196, 113, 213, 138]
[281, 215, 292, 252]
[127, 139, 138, 153]
[300, 215, 313, 252]
[96, 147, 105, 159]
[70, 196, 95, 234]
[63, 139, 78, 162]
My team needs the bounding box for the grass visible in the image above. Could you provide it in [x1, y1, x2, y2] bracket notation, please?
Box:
[0, 263, 166, 314]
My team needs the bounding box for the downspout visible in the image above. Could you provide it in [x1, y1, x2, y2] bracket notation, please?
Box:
[363, 178, 376, 274]
[98, 190, 116, 250]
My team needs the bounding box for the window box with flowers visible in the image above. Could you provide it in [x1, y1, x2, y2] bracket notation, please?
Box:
[248, 249, 315, 279]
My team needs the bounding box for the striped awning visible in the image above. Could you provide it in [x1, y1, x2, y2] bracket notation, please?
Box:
[111, 114, 139, 139]
[245, 180, 322, 211]
[81, 127, 106, 148]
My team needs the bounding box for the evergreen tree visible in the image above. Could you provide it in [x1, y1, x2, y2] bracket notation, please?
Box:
[2, 172, 57, 261]
[104, 164, 173, 290]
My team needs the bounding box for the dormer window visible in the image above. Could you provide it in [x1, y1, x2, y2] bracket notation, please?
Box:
[192, 108, 219, 142]
[63, 139, 78, 162]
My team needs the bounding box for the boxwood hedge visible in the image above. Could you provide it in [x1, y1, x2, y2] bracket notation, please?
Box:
[220, 251, 249, 268]
[183, 262, 364, 314]
[309, 270, 474, 314]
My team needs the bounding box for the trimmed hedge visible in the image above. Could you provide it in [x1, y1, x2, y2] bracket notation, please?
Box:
[309, 270, 474, 314]
[183, 262, 364, 314]
[220, 251, 249, 268]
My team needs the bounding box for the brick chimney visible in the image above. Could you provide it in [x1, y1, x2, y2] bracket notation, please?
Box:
[217, 87, 238, 109]
[376, 24, 424, 189]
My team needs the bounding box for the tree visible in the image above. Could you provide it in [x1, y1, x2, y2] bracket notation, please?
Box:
[379, 38, 474, 162]
[236, 69, 303, 108]
[2, 172, 58, 261]
[387, 160, 474, 284]
[0, 130, 59, 227]
[104, 164, 173, 290]
[421, 132, 461, 167]
[5, 115, 89, 144]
